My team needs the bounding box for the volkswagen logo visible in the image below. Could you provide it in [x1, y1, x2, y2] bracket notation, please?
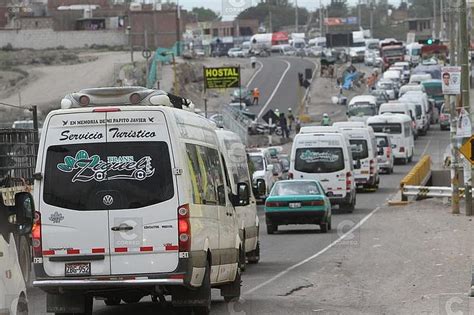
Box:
[103, 195, 114, 206]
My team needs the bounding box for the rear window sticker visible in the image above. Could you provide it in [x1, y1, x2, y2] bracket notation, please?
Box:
[57, 150, 155, 182]
[299, 150, 340, 163]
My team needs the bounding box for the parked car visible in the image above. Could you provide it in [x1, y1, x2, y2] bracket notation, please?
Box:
[228, 47, 245, 58]
[264, 180, 332, 234]
[375, 132, 395, 174]
[440, 104, 450, 130]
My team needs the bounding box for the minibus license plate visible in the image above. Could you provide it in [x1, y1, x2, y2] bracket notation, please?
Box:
[65, 263, 91, 276]
[289, 202, 301, 208]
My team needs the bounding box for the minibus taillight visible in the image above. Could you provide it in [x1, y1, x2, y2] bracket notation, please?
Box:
[178, 204, 191, 252]
[288, 172, 294, 179]
[370, 159, 375, 174]
[32, 211, 42, 258]
[386, 146, 391, 158]
[399, 146, 405, 153]
[346, 172, 352, 191]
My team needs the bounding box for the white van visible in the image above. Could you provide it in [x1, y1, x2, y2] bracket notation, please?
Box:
[289, 126, 357, 212]
[347, 95, 378, 123]
[247, 148, 275, 200]
[405, 42, 423, 65]
[216, 130, 260, 266]
[409, 73, 432, 84]
[399, 83, 425, 97]
[367, 113, 415, 164]
[399, 95, 429, 135]
[401, 90, 432, 126]
[32, 87, 247, 314]
[379, 102, 418, 139]
[333, 123, 379, 190]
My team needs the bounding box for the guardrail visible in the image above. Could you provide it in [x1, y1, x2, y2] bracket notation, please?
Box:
[400, 155, 432, 201]
[221, 105, 252, 145]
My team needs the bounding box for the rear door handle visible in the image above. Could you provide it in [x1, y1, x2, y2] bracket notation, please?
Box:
[111, 225, 133, 232]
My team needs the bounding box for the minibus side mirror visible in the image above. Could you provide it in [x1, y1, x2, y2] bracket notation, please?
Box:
[217, 185, 226, 206]
[10, 193, 34, 235]
[235, 182, 250, 207]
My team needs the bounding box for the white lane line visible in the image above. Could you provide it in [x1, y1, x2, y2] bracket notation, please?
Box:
[245, 61, 264, 88]
[421, 139, 432, 156]
[257, 59, 292, 119]
[244, 205, 382, 296]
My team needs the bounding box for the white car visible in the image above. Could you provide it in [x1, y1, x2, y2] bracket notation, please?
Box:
[228, 48, 245, 58]
[248, 148, 276, 200]
[376, 79, 397, 100]
[33, 87, 246, 314]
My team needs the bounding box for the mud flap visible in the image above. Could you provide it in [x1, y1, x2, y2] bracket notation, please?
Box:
[47, 293, 90, 313]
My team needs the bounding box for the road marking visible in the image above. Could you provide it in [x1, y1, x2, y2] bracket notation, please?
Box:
[244, 205, 382, 295]
[421, 139, 432, 156]
[245, 61, 264, 88]
[257, 59, 291, 119]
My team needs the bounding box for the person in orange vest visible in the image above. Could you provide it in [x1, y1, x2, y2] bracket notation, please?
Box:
[252, 88, 260, 105]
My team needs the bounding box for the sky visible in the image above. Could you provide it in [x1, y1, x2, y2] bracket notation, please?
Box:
[174, 0, 403, 16]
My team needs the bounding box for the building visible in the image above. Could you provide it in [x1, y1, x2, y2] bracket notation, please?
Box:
[406, 17, 433, 41]
[186, 19, 259, 38]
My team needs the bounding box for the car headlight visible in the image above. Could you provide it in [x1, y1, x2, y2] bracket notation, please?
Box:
[350, 51, 357, 57]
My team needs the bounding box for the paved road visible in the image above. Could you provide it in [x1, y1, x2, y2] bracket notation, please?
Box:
[245, 56, 317, 119]
[27, 125, 451, 314]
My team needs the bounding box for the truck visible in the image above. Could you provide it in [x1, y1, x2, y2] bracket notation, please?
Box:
[349, 31, 366, 63]
[250, 32, 289, 56]
[0, 128, 37, 315]
[380, 40, 405, 71]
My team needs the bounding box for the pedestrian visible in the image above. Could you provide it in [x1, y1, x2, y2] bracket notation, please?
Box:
[295, 117, 301, 134]
[252, 88, 260, 105]
[287, 108, 295, 132]
[274, 109, 280, 123]
[250, 56, 257, 69]
[279, 112, 289, 138]
[321, 113, 331, 126]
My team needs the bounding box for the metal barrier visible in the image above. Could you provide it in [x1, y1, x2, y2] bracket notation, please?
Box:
[221, 105, 252, 145]
[402, 185, 456, 198]
[400, 155, 432, 201]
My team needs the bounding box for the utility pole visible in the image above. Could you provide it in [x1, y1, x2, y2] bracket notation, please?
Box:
[433, 0, 437, 39]
[370, 1, 374, 37]
[460, 0, 473, 216]
[449, 0, 461, 215]
[358, 0, 362, 28]
[176, 1, 181, 57]
[144, 29, 149, 84]
[269, 9, 273, 33]
[295, 0, 298, 32]
[440, 0, 444, 39]
[319, 0, 323, 36]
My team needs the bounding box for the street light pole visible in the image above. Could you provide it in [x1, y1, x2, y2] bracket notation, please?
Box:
[176, 1, 181, 57]
[459, 0, 472, 216]
[295, 0, 298, 33]
[358, 0, 361, 28]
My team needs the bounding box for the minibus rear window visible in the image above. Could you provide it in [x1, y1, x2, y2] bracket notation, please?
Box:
[349, 140, 369, 160]
[295, 148, 344, 173]
[369, 123, 402, 134]
[43, 142, 173, 210]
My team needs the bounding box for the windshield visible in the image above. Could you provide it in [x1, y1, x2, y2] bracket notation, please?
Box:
[369, 123, 402, 134]
[376, 136, 389, 147]
[379, 82, 393, 89]
[368, 43, 379, 50]
[271, 181, 321, 196]
[411, 48, 421, 55]
[349, 139, 369, 160]
[233, 89, 248, 98]
[383, 48, 404, 57]
[250, 156, 264, 171]
[295, 148, 345, 173]
[352, 42, 365, 48]
[348, 105, 377, 116]
[43, 142, 174, 210]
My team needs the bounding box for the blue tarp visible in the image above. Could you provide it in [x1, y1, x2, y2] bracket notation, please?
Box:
[343, 72, 359, 90]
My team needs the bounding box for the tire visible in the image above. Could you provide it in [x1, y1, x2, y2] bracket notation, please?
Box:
[320, 221, 328, 233]
[266, 223, 276, 235]
[104, 297, 121, 306]
[390, 167, 394, 174]
[193, 262, 211, 315]
[402, 158, 408, 165]
[344, 197, 355, 213]
[327, 216, 332, 231]
[17, 294, 28, 315]
[247, 241, 260, 264]
[122, 295, 142, 304]
[408, 155, 413, 163]
[221, 269, 241, 303]
[18, 236, 31, 285]
[238, 244, 246, 272]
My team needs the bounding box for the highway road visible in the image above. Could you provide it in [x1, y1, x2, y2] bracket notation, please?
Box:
[26, 63, 453, 313]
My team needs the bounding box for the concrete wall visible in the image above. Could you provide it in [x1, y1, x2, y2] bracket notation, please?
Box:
[0, 29, 127, 49]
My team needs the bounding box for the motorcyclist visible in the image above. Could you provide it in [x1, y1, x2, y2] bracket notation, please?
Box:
[321, 113, 331, 126]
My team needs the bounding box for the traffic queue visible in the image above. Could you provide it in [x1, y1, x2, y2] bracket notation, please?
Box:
[246, 56, 445, 236]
